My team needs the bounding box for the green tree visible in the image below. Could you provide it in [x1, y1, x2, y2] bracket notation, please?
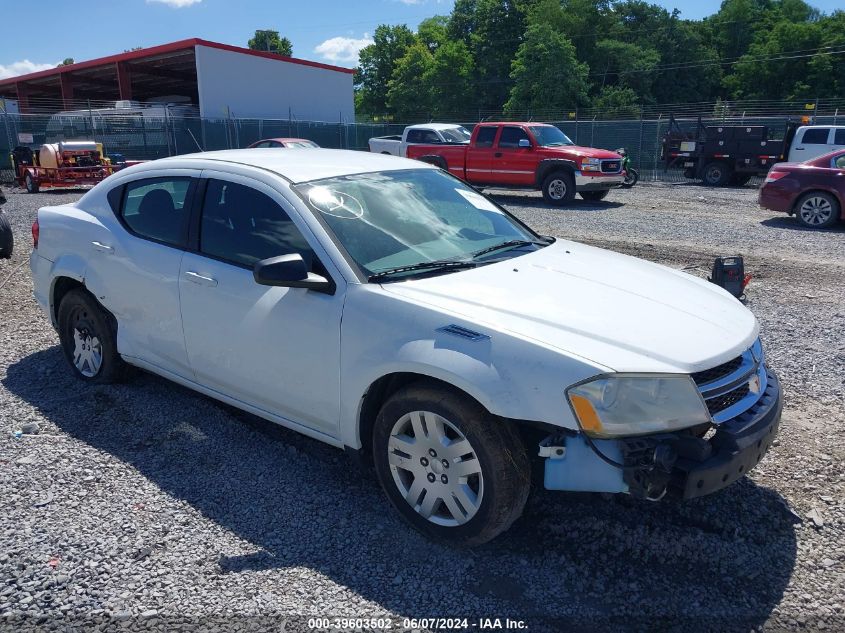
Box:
[355, 24, 416, 116]
[248, 29, 293, 56]
[426, 40, 476, 118]
[417, 15, 450, 52]
[593, 86, 642, 117]
[59, 58, 74, 66]
[387, 43, 436, 119]
[504, 21, 588, 117]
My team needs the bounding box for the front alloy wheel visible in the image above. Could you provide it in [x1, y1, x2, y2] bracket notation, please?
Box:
[387, 411, 483, 526]
[373, 382, 530, 546]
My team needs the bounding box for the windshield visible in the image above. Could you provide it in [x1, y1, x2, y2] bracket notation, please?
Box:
[293, 169, 542, 280]
[440, 127, 472, 143]
[529, 126, 574, 147]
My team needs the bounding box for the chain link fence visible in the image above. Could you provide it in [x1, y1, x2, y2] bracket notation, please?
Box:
[2, 106, 842, 185]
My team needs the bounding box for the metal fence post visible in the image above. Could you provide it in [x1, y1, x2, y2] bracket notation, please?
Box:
[637, 114, 644, 179]
[653, 114, 663, 182]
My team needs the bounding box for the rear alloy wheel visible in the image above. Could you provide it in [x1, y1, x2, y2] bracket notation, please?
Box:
[541, 171, 576, 206]
[579, 190, 610, 202]
[702, 161, 731, 187]
[795, 192, 841, 229]
[373, 382, 530, 546]
[57, 289, 128, 383]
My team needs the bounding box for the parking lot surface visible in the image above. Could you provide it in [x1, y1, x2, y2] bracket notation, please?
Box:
[1, 183, 843, 631]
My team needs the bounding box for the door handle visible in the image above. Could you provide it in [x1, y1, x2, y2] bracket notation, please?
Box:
[184, 271, 218, 287]
[91, 241, 114, 254]
[494, 152, 503, 158]
[795, 147, 805, 150]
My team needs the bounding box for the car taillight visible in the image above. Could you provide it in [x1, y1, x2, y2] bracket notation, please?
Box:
[32, 219, 39, 249]
[764, 170, 788, 183]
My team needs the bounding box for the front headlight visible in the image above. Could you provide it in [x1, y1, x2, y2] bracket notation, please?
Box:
[581, 157, 602, 172]
[567, 374, 711, 438]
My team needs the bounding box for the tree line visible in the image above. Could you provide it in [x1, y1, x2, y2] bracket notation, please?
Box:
[353, 0, 845, 121]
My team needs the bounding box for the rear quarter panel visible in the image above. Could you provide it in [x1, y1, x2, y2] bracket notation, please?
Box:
[406, 144, 469, 179]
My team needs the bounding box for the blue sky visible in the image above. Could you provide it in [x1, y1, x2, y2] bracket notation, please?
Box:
[0, 0, 842, 79]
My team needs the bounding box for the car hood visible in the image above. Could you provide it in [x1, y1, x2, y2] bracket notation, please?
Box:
[543, 146, 622, 160]
[381, 241, 758, 374]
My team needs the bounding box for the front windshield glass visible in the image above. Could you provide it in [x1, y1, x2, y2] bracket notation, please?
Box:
[293, 169, 541, 279]
[440, 127, 472, 143]
[529, 125, 574, 147]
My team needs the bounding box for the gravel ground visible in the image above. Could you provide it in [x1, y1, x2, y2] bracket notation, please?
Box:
[0, 183, 843, 632]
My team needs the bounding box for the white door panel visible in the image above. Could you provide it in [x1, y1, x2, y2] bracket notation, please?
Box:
[83, 169, 200, 376]
[177, 171, 344, 437]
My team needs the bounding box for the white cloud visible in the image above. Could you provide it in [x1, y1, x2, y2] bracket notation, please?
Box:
[146, 0, 202, 7]
[0, 60, 59, 80]
[314, 34, 374, 64]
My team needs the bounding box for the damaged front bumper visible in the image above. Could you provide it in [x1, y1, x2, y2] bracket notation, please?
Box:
[542, 367, 783, 500]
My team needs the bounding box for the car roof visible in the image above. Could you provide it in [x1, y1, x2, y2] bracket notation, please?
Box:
[253, 138, 315, 144]
[152, 148, 437, 183]
[407, 123, 465, 130]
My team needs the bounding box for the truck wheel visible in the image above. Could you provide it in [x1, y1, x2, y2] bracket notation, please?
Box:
[57, 289, 128, 384]
[0, 211, 13, 260]
[541, 171, 575, 206]
[372, 381, 530, 547]
[25, 173, 40, 194]
[702, 161, 731, 187]
[794, 192, 841, 229]
[579, 190, 610, 202]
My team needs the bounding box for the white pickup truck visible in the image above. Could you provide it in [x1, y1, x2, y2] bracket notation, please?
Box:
[368, 123, 472, 157]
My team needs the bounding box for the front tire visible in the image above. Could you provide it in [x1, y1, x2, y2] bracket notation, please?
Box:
[580, 190, 610, 202]
[622, 168, 638, 188]
[57, 289, 128, 383]
[794, 191, 841, 229]
[0, 211, 13, 259]
[541, 171, 576, 206]
[373, 382, 530, 546]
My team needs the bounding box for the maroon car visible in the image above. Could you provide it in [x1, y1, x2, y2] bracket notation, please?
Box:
[247, 138, 319, 149]
[759, 149, 845, 229]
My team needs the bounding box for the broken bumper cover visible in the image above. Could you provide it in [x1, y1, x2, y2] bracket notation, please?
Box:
[673, 367, 782, 498]
[544, 367, 783, 499]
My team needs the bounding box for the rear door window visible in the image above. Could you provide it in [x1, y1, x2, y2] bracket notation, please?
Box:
[834, 129, 845, 145]
[406, 129, 426, 143]
[474, 127, 497, 148]
[801, 128, 831, 144]
[121, 177, 195, 247]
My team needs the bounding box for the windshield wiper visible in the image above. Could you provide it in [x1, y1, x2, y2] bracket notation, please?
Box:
[470, 239, 548, 260]
[368, 259, 477, 282]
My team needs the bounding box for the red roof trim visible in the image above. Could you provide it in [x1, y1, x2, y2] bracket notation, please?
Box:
[0, 37, 354, 88]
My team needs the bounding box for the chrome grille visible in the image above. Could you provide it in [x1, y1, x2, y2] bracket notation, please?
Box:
[695, 339, 765, 423]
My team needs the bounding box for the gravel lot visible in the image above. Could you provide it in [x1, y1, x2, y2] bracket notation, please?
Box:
[0, 183, 843, 632]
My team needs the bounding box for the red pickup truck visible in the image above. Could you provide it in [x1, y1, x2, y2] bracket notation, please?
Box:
[406, 122, 625, 204]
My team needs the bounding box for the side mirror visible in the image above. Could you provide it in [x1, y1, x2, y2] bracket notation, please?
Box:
[518, 138, 532, 149]
[253, 254, 334, 293]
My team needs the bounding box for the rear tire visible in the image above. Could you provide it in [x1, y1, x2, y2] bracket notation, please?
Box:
[25, 172, 40, 194]
[579, 190, 610, 202]
[541, 171, 576, 206]
[0, 211, 12, 259]
[621, 168, 638, 188]
[57, 289, 128, 383]
[794, 191, 841, 229]
[702, 161, 731, 187]
[372, 381, 530, 546]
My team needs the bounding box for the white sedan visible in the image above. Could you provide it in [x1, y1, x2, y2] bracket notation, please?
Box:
[30, 149, 782, 545]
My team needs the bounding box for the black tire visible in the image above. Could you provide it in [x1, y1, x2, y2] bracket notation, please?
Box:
[729, 173, 751, 187]
[372, 381, 530, 546]
[57, 288, 128, 383]
[541, 170, 576, 206]
[0, 211, 12, 260]
[25, 172, 40, 194]
[702, 161, 731, 187]
[621, 168, 639, 188]
[793, 191, 841, 229]
[579, 190, 610, 202]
